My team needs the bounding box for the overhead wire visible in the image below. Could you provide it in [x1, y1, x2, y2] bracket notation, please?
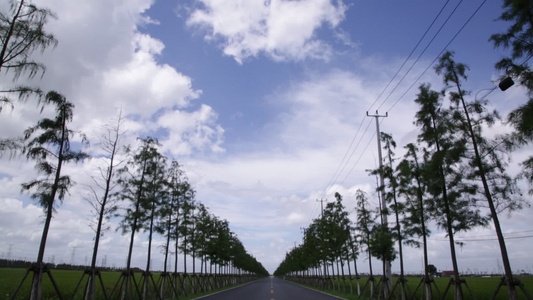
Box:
[375, 0, 463, 112]
[320, 0, 458, 202]
[386, 0, 488, 113]
[430, 235, 533, 242]
[367, 0, 452, 112]
[319, 117, 367, 198]
[335, 118, 380, 193]
[329, 118, 374, 195]
[311, 0, 490, 225]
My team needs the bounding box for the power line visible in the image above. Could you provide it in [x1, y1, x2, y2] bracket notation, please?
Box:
[313, 0, 489, 227]
[335, 120, 378, 192]
[376, 0, 464, 111]
[318, 1, 456, 202]
[368, 0, 453, 113]
[386, 0, 488, 113]
[329, 118, 374, 194]
[321, 1, 467, 201]
[430, 235, 533, 242]
[320, 117, 367, 198]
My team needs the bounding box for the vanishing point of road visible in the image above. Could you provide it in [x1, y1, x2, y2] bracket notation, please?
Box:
[195, 276, 344, 300]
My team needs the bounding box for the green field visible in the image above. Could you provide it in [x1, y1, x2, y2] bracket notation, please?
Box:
[292, 275, 533, 300]
[2, 268, 532, 299]
[0, 268, 244, 300]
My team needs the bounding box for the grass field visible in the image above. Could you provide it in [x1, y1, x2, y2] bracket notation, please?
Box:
[314, 275, 533, 300]
[0, 268, 242, 300]
[2, 268, 532, 299]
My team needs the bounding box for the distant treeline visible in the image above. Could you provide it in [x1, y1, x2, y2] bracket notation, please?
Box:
[0, 259, 136, 272]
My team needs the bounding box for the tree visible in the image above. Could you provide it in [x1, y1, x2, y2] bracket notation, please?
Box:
[20, 91, 88, 300]
[397, 143, 434, 300]
[414, 83, 487, 300]
[354, 189, 377, 297]
[173, 180, 194, 273]
[0, 0, 57, 111]
[321, 193, 351, 291]
[367, 223, 396, 264]
[140, 145, 167, 300]
[490, 0, 533, 93]
[490, 0, 533, 197]
[376, 132, 408, 299]
[84, 111, 125, 300]
[177, 188, 196, 275]
[116, 137, 162, 299]
[428, 264, 437, 277]
[436, 51, 526, 300]
[156, 160, 187, 298]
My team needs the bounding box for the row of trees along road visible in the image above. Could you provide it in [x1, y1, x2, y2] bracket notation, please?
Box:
[0, 1, 267, 300]
[274, 1, 533, 299]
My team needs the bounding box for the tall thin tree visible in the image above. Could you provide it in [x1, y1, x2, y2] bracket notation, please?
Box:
[115, 137, 161, 299]
[140, 146, 166, 300]
[354, 189, 377, 298]
[414, 83, 488, 300]
[397, 143, 434, 300]
[379, 132, 408, 299]
[436, 51, 527, 300]
[20, 91, 88, 300]
[83, 111, 125, 300]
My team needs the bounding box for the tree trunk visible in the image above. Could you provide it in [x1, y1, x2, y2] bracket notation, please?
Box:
[412, 152, 432, 300]
[454, 71, 517, 300]
[30, 109, 66, 300]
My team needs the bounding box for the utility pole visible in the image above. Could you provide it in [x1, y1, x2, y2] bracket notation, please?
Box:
[316, 198, 326, 217]
[366, 110, 391, 283]
[316, 198, 327, 277]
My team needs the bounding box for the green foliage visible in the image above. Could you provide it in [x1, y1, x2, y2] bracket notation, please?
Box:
[0, 0, 57, 111]
[353, 189, 378, 274]
[518, 156, 533, 195]
[396, 143, 431, 247]
[490, 0, 533, 92]
[117, 137, 162, 235]
[490, 0, 533, 196]
[21, 91, 89, 211]
[0, 0, 57, 77]
[508, 100, 533, 143]
[0, 137, 22, 158]
[428, 264, 437, 276]
[321, 193, 351, 263]
[436, 51, 526, 214]
[354, 189, 375, 247]
[274, 193, 353, 277]
[413, 82, 489, 235]
[368, 224, 396, 262]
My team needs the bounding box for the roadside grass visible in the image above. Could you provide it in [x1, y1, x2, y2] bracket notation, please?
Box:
[3, 268, 532, 300]
[291, 275, 533, 300]
[0, 268, 259, 300]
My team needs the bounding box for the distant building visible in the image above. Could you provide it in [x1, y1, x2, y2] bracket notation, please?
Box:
[442, 271, 455, 277]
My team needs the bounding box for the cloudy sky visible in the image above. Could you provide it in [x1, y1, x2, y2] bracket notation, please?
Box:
[1, 0, 532, 275]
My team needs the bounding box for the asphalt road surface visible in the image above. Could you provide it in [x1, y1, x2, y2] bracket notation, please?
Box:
[195, 276, 343, 300]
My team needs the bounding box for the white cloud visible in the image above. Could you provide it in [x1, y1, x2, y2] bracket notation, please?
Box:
[2, 0, 532, 277]
[0, 0, 223, 155]
[158, 104, 225, 156]
[186, 0, 347, 63]
[0, 0, 226, 271]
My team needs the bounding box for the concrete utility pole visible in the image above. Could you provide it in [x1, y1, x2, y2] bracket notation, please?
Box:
[366, 110, 391, 282]
[316, 198, 326, 217]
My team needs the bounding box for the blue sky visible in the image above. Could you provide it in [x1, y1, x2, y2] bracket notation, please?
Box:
[1, 0, 532, 274]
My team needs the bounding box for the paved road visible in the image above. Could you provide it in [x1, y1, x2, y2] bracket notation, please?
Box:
[196, 276, 343, 300]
